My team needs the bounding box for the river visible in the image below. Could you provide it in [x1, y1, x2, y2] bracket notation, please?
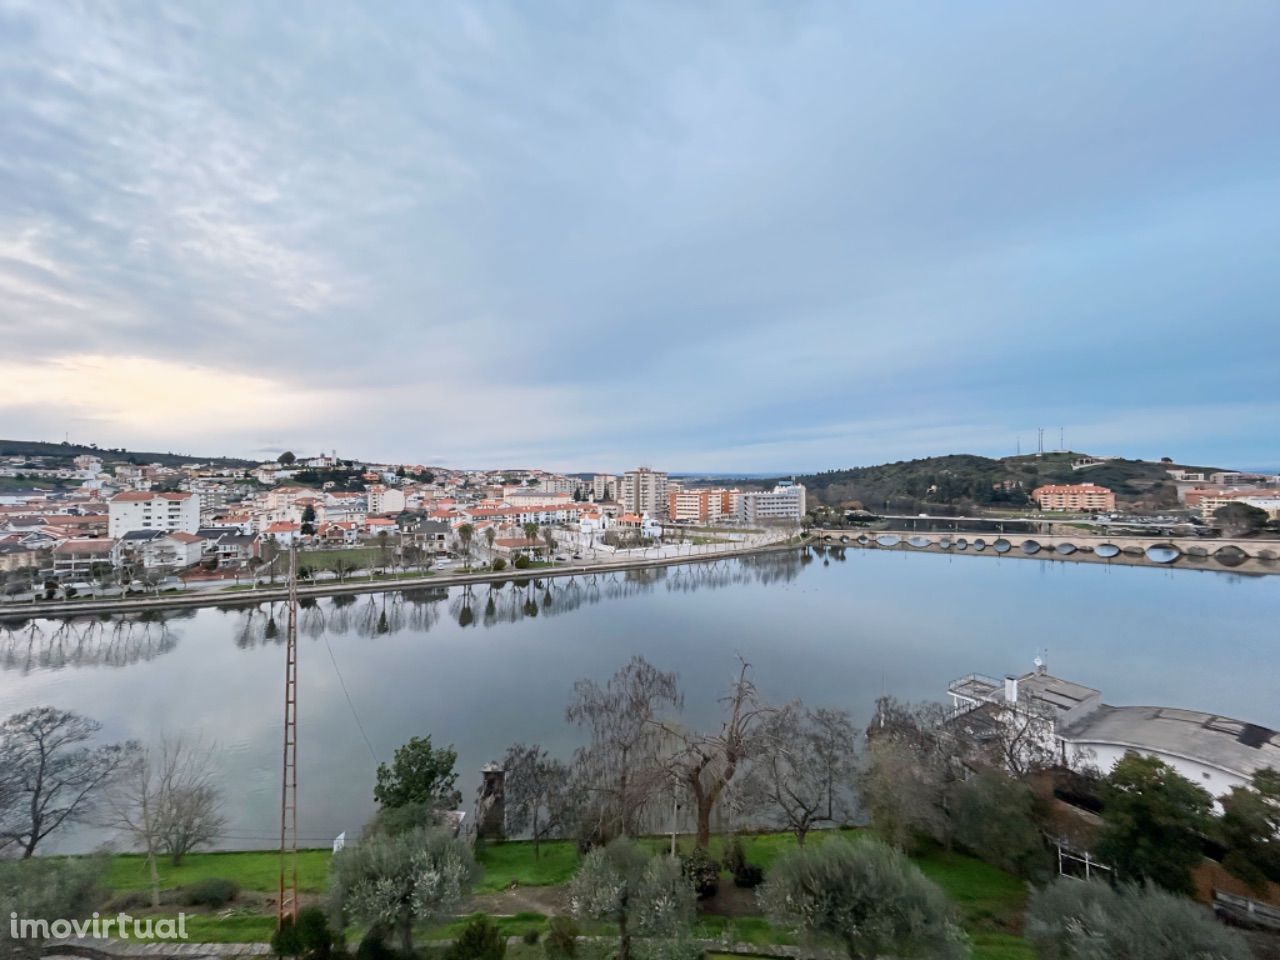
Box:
[1, 545, 1276, 854]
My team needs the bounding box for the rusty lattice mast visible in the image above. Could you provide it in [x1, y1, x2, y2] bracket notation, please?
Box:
[278, 546, 300, 927]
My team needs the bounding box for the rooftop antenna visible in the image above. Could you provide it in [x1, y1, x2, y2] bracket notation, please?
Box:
[278, 547, 300, 928]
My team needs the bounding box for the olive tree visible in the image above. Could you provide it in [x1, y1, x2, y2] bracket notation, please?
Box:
[0, 857, 106, 959]
[568, 839, 696, 960]
[758, 837, 968, 960]
[1026, 878, 1248, 960]
[330, 827, 477, 954]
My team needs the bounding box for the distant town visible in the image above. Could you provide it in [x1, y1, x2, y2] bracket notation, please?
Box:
[0, 445, 809, 601]
[2, 441, 1279, 603]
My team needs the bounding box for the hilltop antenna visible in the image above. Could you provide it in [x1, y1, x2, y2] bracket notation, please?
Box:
[1059, 426, 1064, 452]
[278, 547, 300, 928]
[1037, 428, 1044, 458]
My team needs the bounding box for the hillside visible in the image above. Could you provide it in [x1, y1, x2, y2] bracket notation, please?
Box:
[789, 452, 1227, 514]
[0, 438, 257, 469]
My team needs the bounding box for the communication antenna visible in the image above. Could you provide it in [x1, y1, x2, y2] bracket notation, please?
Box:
[1059, 426, 1064, 452]
[278, 547, 300, 927]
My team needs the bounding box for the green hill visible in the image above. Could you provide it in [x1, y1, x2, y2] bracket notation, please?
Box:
[790, 452, 1226, 514]
[0, 438, 256, 469]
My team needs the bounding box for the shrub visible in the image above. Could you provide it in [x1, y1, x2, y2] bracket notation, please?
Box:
[491, 558, 507, 572]
[182, 877, 239, 908]
[723, 836, 747, 875]
[543, 916, 579, 960]
[295, 907, 335, 960]
[758, 838, 967, 960]
[354, 928, 396, 960]
[680, 847, 721, 900]
[732, 863, 764, 888]
[1027, 878, 1249, 960]
[444, 917, 506, 960]
[522, 928, 540, 945]
[513, 555, 531, 569]
[272, 917, 303, 958]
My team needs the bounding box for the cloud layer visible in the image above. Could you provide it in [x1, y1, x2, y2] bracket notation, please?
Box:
[2, 2, 1278, 470]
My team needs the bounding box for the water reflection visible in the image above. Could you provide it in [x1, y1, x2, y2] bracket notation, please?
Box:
[0, 615, 181, 672]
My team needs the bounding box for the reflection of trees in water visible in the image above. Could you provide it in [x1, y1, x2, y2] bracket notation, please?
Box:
[0, 614, 179, 672]
[8, 552, 814, 658]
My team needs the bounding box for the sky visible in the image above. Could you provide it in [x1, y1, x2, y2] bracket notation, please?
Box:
[0, 2, 1278, 473]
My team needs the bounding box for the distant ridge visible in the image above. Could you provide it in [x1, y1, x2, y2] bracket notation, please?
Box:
[0, 438, 257, 469]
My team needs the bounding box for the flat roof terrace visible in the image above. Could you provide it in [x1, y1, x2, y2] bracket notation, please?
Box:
[1061, 705, 1280, 780]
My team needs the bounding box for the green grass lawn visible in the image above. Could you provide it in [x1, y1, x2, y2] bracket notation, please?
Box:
[295, 547, 381, 573]
[104, 831, 1033, 956]
[474, 839, 580, 891]
[105, 849, 332, 894]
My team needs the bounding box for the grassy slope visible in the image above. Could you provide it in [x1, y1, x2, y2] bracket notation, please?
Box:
[108, 832, 1032, 958]
[105, 849, 332, 894]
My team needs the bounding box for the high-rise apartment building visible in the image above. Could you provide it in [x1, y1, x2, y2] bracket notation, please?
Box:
[621, 467, 668, 519]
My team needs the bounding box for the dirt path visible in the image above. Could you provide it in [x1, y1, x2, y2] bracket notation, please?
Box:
[460, 885, 567, 916]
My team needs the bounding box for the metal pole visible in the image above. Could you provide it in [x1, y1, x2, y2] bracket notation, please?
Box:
[278, 547, 299, 928]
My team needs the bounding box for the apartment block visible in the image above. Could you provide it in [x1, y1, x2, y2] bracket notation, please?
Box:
[740, 481, 806, 523]
[1031, 483, 1116, 512]
[621, 467, 668, 519]
[108, 491, 201, 538]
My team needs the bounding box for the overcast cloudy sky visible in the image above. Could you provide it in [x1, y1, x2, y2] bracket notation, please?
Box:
[1, 2, 1277, 472]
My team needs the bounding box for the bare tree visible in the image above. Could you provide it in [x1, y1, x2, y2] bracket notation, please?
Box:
[743, 702, 857, 845]
[566, 656, 682, 841]
[0, 707, 132, 858]
[542, 526, 557, 556]
[502, 743, 573, 859]
[662, 658, 771, 850]
[950, 700, 1059, 777]
[105, 737, 227, 896]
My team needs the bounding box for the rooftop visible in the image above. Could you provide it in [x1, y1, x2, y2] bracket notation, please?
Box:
[1061, 705, 1280, 781]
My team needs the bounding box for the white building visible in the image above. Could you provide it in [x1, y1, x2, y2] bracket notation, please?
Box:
[621, 467, 668, 519]
[108, 491, 200, 538]
[113, 530, 205, 570]
[948, 663, 1279, 802]
[740, 481, 806, 523]
[367, 484, 407, 515]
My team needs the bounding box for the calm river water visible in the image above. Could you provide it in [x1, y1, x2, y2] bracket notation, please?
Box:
[1, 546, 1277, 853]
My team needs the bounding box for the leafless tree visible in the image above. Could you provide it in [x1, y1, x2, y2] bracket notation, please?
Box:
[950, 700, 1059, 777]
[0, 707, 133, 858]
[566, 656, 682, 841]
[501, 743, 574, 858]
[104, 735, 226, 895]
[661, 658, 771, 850]
[743, 701, 858, 844]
